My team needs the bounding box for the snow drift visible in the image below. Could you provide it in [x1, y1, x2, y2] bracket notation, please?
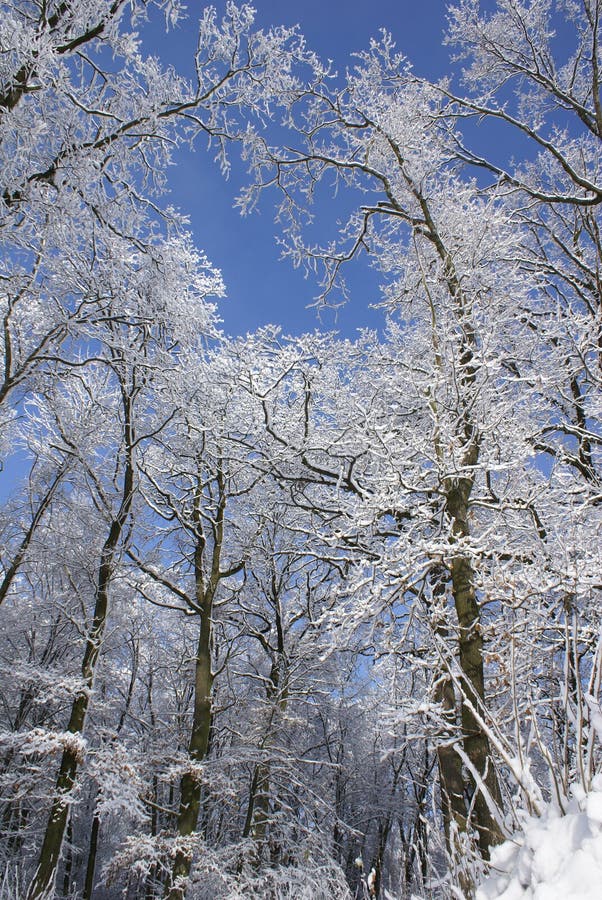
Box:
[477, 778, 602, 899]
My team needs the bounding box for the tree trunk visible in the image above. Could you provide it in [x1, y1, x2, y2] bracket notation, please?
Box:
[434, 674, 469, 841]
[83, 634, 138, 900]
[27, 383, 135, 900]
[417, 214, 503, 864]
[83, 810, 100, 900]
[27, 564, 113, 899]
[429, 568, 470, 859]
[165, 469, 224, 900]
[241, 587, 288, 867]
[446, 476, 504, 857]
[370, 818, 391, 899]
[61, 813, 74, 899]
[166, 605, 213, 900]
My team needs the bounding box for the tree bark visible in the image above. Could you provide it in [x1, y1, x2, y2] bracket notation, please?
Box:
[165, 468, 225, 900]
[27, 381, 135, 900]
[241, 580, 289, 866]
[166, 603, 213, 899]
[446, 475, 504, 857]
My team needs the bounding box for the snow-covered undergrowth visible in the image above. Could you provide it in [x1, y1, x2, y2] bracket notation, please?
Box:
[477, 778, 602, 899]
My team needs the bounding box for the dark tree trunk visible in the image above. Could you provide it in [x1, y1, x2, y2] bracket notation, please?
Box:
[166, 608, 213, 899]
[165, 469, 225, 900]
[446, 476, 504, 857]
[27, 382, 135, 900]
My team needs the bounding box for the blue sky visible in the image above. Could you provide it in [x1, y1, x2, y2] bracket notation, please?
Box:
[0, 3, 460, 504]
[142, 0, 576, 339]
[141, 2, 453, 338]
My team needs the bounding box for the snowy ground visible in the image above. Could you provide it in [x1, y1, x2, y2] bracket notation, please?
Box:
[477, 778, 602, 899]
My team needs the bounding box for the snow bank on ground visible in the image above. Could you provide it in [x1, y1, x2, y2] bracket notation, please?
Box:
[477, 777, 602, 899]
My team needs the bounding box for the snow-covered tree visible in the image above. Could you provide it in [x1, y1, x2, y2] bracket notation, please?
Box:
[2, 2, 602, 899]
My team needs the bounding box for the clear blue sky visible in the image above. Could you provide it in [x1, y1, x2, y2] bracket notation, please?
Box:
[140, 2, 457, 338]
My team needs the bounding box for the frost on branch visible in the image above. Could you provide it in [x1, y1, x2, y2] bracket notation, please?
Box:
[0, 728, 87, 763]
[105, 831, 351, 900]
[86, 742, 148, 824]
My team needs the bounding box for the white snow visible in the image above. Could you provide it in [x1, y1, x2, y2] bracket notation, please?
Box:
[477, 777, 602, 900]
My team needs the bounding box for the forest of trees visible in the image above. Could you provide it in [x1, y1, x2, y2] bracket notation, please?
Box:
[0, 1, 601, 897]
